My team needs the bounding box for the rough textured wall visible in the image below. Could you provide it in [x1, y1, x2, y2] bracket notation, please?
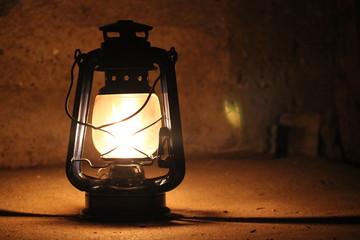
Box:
[0, 0, 231, 168]
[225, 1, 339, 153]
[335, 0, 360, 164]
[0, 0, 357, 168]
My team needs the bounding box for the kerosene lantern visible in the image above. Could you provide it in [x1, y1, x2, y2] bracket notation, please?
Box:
[65, 20, 185, 219]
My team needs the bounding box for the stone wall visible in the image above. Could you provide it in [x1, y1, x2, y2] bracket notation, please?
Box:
[0, 0, 359, 168]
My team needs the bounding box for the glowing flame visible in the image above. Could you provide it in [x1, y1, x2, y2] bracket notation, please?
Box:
[92, 94, 162, 159]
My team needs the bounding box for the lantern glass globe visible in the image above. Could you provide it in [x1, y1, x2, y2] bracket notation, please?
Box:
[92, 93, 162, 159]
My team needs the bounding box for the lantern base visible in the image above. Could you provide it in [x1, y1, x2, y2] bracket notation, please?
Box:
[80, 192, 170, 221]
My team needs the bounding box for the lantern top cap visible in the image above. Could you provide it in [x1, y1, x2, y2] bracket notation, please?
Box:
[99, 20, 153, 33]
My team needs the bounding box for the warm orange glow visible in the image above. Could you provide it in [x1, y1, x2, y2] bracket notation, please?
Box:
[92, 93, 162, 159]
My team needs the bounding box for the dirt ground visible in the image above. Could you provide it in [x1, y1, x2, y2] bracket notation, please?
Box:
[0, 154, 359, 239]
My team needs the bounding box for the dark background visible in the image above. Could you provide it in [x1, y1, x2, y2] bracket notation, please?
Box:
[0, 0, 359, 168]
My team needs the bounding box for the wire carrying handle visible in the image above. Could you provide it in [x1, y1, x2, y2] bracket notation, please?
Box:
[74, 49, 82, 59]
[65, 49, 165, 159]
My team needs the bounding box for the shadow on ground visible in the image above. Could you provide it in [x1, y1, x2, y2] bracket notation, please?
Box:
[1, 209, 360, 227]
